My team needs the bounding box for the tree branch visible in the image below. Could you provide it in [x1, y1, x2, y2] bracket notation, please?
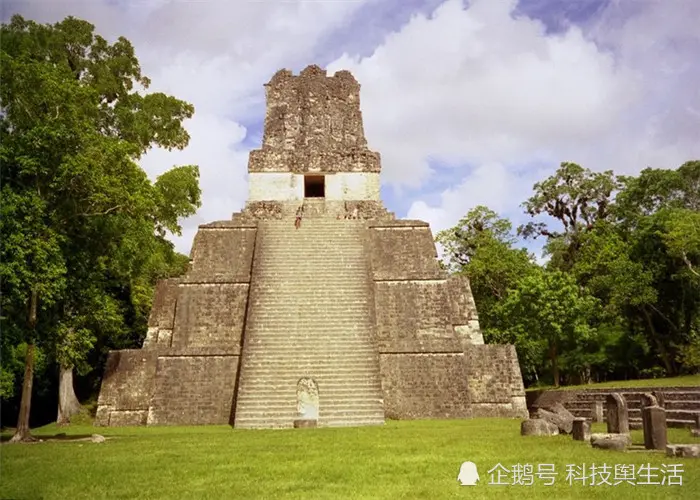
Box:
[681, 251, 700, 278]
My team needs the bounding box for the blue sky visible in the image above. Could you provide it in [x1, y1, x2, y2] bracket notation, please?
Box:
[4, 0, 699, 259]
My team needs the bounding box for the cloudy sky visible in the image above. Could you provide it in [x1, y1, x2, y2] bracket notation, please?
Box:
[3, 0, 699, 257]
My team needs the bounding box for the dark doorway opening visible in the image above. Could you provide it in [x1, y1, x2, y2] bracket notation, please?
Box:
[304, 175, 325, 198]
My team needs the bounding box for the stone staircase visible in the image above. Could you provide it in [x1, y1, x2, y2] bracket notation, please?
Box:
[533, 387, 700, 429]
[233, 218, 385, 429]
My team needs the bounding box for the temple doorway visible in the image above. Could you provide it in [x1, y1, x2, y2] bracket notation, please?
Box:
[304, 175, 325, 198]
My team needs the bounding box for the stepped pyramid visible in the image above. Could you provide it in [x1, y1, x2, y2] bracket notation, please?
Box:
[96, 65, 528, 428]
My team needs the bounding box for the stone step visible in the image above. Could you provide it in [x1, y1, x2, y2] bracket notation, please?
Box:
[233, 409, 385, 420]
[238, 368, 380, 378]
[569, 407, 699, 424]
[245, 327, 373, 333]
[242, 343, 376, 352]
[573, 391, 700, 402]
[233, 418, 385, 429]
[235, 393, 383, 404]
[243, 351, 377, 359]
[241, 358, 379, 367]
[243, 331, 375, 338]
[238, 382, 383, 393]
[249, 304, 371, 311]
[243, 329, 374, 337]
[243, 339, 375, 346]
[254, 275, 368, 281]
[237, 387, 383, 397]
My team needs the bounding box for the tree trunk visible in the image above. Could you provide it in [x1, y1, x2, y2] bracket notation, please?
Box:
[549, 341, 560, 387]
[10, 290, 38, 443]
[57, 365, 82, 426]
[642, 307, 674, 375]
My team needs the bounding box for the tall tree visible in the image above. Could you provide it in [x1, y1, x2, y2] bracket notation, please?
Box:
[519, 162, 620, 270]
[436, 207, 538, 329]
[493, 269, 598, 386]
[0, 15, 201, 440]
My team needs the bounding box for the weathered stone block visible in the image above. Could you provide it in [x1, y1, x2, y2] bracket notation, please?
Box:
[379, 353, 471, 419]
[572, 418, 591, 441]
[294, 419, 318, 429]
[521, 419, 559, 436]
[96, 350, 159, 424]
[147, 279, 180, 330]
[653, 391, 666, 408]
[184, 227, 256, 283]
[369, 225, 442, 280]
[148, 355, 239, 425]
[108, 410, 148, 426]
[606, 393, 630, 434]
[590, 433, 631, 451]
[374, 281, 461, 353]
[642, 405, 667, 450]
[535, 407, 574, 435]
[591, 401, 604, 423]
[172, 283, 249, 350]
[666, 444, 700, 458]
[464, 344, 528, 418]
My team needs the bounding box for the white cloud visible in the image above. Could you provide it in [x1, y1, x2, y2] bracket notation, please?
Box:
[5, 0, 372, 254]
[329, 0, 700, 245]
[5, 0, 699, 258]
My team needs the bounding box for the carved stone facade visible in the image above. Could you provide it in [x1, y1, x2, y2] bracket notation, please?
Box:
[95, 65, 528, 427]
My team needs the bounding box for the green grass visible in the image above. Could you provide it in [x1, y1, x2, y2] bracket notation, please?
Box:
[2, 419, 700, 499]
[527, 374, 700, 392]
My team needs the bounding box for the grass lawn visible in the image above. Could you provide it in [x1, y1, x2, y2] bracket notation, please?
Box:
[527, 374, 700, 392]
[2, 419, 700, 499]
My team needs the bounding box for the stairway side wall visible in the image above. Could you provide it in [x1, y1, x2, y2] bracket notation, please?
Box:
[367, 220, 472, 419]
[95, 221, 256, 426]
[367, 220, 528, 420]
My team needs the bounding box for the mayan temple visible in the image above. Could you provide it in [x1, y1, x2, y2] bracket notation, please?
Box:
[95, 65, 528, 428]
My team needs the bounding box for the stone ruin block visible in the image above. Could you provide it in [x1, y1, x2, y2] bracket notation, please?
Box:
[641, 393, 667, 450]
[572, 418, 591, 441]
[606, 393, 630, 434]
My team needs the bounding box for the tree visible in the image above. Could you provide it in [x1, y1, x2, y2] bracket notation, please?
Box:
[436, 207, 538, 329]
[493, 269, 598, 386]
[0, 15, 201, 439]
[519, 162, 620, 270]
[612, 162, 700, 375]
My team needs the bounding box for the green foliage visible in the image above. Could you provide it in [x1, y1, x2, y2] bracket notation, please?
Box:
[0, 15, 201, 426]
[441, 160, 700, 385]
[519, 162, 620, 270]
[437, 206, 538, 331]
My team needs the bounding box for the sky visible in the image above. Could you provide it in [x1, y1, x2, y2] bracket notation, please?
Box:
[3, 0, 699, 258]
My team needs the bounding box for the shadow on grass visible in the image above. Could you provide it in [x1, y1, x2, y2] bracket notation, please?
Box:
[0, 432, 100, 443]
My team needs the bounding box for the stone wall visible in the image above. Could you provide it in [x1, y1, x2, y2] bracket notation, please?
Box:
[172, 283, 249, 349]
[464, 345, 528, 418]
[369, 220, 473, 419]
[374, 280, 462, 352]
[95, 350, 159, 426]
[380, 353, 471, 419]
[368, 221, 442, 280]
[248, 65, 381, 175]
[325, 172, 380, 200]
[144, 279, 179, 347]
[248, 173, 303, 202]
[184, 226, 256, 283]
[247, 172, 381, 202]
[95, 220, 256, 426]
[368, 220, 527, 420]
[446, 275, 484, 345]
[147, 355, 239, 425]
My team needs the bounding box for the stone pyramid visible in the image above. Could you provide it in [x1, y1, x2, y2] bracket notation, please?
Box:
[96, 65, 528, 428]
